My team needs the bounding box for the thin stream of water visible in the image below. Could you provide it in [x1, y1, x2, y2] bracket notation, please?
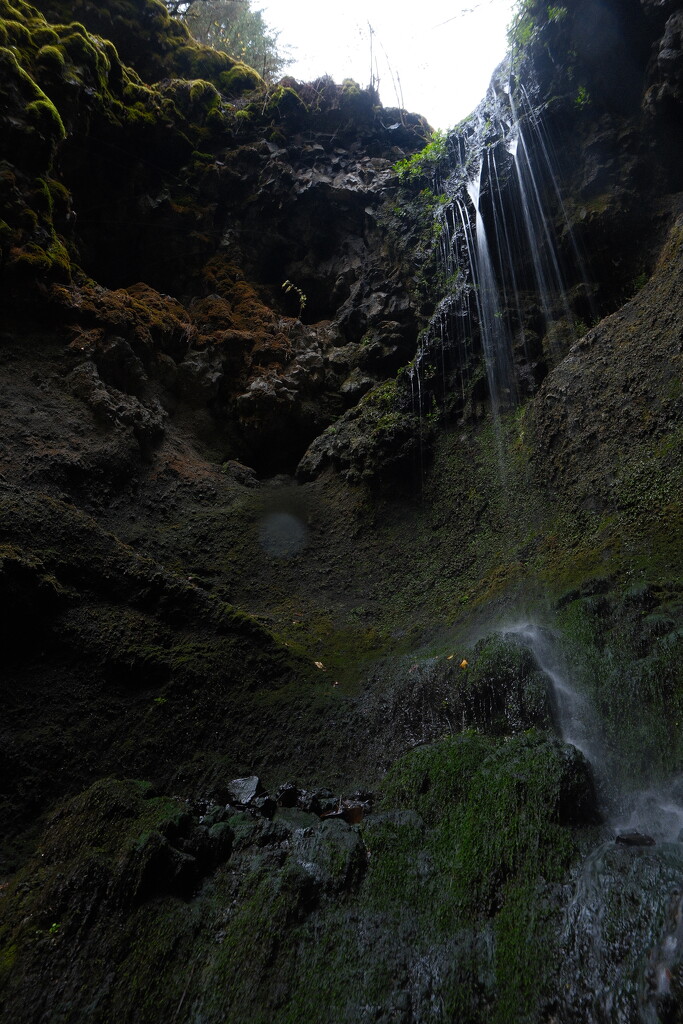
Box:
[501, 621, 683, 1021]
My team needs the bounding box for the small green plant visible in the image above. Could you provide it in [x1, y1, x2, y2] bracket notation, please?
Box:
[394, 130, 447, 182]
[507, 0, 537, 50]
[49, 923, 60, 935]
[281, 279, 307, 318]
[547, 5, 567, 22]
[153, 696, 167, 705]
[574, 85, 590, 109]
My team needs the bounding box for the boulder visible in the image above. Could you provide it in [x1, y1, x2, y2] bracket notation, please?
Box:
[225, 776, 265, 807]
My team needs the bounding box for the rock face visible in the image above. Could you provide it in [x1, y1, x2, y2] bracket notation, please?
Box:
[0, 0, 682, 1022]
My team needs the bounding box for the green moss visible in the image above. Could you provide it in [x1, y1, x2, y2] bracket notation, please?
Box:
[262, 84, 307, 121]
[45, 235, 70, 275]
[3, 18, 32, 50]
[362, 377, 400, 412]
[0, 942, 17, 982]
[62, 20, 88, 38]
[35, 43, 65, 72]
[25, 98, 66, 140]
[174, 43, 235, 85]
[46, 175, 69, 207]
[58, 28, 109, 88]
[493, 879, 556, 1022]
[451, 732, 586, 916]
[379, 731, 495, 824]
[358, 730, 594, 1018]
[198, 862, 311, 1018]
[0, 43, 31, 80]
[378, 730, 591, 918]
[0, 0, 26, 17]
[17, 206, 38, 230]
[218, 61, 264, 96]
[9, 242, 51, 272]
[44, 779, 185, 860]
[30, 25, 59, 47]
[0, 218, 13, 250]
[162, 77, 221, 121]
[8, 234, 70, 279]
[189, 78, 220, 109]
[557, 588, 683, 789]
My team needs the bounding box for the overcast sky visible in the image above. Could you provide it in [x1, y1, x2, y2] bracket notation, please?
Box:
[258, 0, 517, 130]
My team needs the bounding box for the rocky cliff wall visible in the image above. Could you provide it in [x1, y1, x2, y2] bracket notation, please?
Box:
[0, 1, 683, 1021]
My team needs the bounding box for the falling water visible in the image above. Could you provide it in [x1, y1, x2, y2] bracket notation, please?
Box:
[467, 164, 518, 420]
[413, 62, 594, 449]
[501, 622, 599, 764]
[501, 620, 683, 1022]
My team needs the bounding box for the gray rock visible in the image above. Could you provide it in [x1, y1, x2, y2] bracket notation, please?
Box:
[252, 796, 276, 819]
[176, 354, 224, 404]
[225, 776, 265, 806]
[615, 831, 656, 846]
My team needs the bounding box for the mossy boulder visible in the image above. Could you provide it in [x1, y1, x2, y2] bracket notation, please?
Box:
[260, 83, 307, 124]
[30, 0, 266, 97]
[297, 376, 433, 487]
[218, 60, 263, 97]
[455, 633, 554, 733]
[161, 76, 221, 121]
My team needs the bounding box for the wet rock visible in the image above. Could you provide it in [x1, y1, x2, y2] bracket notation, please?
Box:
[321, 800, 369, 825]
[341, 801, 369, 825]
[274, 806, 320, 830]
[274, 781, 299, 807]
[317, 795, 340, 815]
[291, 817, 366, 890]
[616, 830, 656, 846]
[297, 789, 321, 814]
[645, 10, 683, 110]
[252, 795, 276, 819]
[340, 367, 376, 402]
[67, 361, 166, 446]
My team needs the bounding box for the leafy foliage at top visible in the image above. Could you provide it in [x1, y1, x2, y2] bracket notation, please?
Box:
[393, 129, 447, 181]
[507, 0, 567, 51]
[163, 0, 289, 82]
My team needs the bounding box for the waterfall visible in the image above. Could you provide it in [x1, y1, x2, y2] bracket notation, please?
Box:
[500, 620, 683, 1022]
[504, 620, 683, 840]
[467, 162, 518, 420]
[502, 622, 599, 764]
[413, 64, 592, 440]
